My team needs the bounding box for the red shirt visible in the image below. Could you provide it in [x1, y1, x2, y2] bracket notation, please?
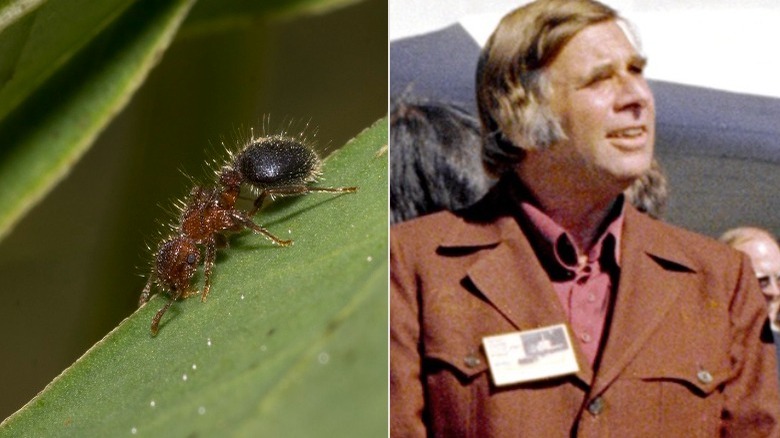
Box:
[519, 199, 624, 367]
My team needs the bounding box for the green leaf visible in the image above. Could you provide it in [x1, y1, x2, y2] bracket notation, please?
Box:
[0, 118, 388, 437]
[185, 0, 366, 29]
[0, 0, 195, 242]
[0, 0, 44, 34]
[176, 1, 370, 44]
[0, 0, 364, 244]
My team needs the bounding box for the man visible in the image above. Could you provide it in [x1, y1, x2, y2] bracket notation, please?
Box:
[721, 228, 780, 352]
[390, 0, 780, 436]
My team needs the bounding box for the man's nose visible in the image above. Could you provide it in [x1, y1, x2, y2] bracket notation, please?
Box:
[615, 74, 653, 118]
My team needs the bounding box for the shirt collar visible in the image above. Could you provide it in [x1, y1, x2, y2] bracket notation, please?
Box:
[520, 199, 624, 267]
[506, 178, 624, 278]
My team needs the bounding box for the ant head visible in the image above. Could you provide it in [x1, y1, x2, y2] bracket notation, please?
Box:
[237, 136, 322, 189]
[155, 236, 201, 293]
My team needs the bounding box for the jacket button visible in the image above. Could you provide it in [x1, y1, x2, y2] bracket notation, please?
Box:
[697, 370, 713, 384]
[464, 354, 481, 368]
[587, 397, 605, 416]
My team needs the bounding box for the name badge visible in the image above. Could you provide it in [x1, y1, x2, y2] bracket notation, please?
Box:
[482, 324, 579, 386]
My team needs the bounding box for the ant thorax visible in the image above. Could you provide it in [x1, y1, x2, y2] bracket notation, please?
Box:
[179, 187, 242, 242]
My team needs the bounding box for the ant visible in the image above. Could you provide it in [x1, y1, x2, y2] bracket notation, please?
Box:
[139, 131, 357, 336]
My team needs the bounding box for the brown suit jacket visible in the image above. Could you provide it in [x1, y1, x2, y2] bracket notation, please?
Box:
[391, 186, 780, 437]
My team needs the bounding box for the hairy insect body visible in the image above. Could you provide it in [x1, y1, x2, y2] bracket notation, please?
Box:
[139, 131, 357, 336]
[238, 136, 321, 187]
[220, 136, 357, 216]
[180, 187, 242, 240]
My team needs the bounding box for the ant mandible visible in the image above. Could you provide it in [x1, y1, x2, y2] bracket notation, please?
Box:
[139, 132, 357, 336]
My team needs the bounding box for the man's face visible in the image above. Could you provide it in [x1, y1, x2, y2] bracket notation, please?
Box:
[544, 20, 655, 191]
[734, 235, 780, 329]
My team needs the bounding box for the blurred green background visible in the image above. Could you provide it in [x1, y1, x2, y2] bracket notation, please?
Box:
[0, 0, 387, 420]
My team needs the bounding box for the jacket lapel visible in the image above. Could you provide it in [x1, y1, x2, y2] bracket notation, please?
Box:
[592, 207, 698, 395]
[439, 213, 595, 385]
[464, 218, 567, 331]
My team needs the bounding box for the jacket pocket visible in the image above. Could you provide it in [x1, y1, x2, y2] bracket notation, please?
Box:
[611, 357, 729, 436]
[420, 324, 492, 437]
[638, 363, 728, 396]
[423, 331, 490, 381]
[420, 286, 499, 381]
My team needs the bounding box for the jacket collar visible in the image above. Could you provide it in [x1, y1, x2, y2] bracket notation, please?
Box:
[437, 175, 519, 248]
[437, 173, 698, 274]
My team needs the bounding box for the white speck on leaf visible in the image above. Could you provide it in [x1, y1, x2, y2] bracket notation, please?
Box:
[318, 352, 330, 365]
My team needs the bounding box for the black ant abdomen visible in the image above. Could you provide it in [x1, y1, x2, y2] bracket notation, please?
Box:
[220, 133, 357, 216]
[238, 135, 322, 188]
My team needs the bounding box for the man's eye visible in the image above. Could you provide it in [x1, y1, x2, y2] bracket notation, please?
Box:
[585, 73, 610, 88]
[629, 56, 648, 75]
[629, 64, 644, 75]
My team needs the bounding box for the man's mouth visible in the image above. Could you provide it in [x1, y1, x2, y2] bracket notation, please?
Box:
[607, 126, 649, 151]
[607, 126, 646, 139]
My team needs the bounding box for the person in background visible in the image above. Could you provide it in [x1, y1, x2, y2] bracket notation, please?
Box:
[390, 99, 493, 224]
[390, 0, 780, 435]
[721, 227, 780, 367]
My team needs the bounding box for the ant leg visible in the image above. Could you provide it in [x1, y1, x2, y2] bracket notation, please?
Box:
[269, 186, 358, 197]
[248, 191, 268, 217]
[230, 211, 293, 247]
[139, 274, 154, 307]
[248, 186, 358, 216]
[201, 238, 216, 303]
[215, 233, 229, 249]
[303, 186, 358, 194]
[150, 290, 182, 336]
[150, 300, 173, 336]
